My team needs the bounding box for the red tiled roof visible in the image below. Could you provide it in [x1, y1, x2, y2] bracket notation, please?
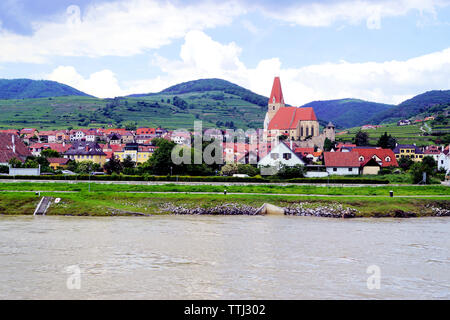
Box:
[47, 158, 70, 165]
[294, 147, 314, 155]
[29, 143, 72, 153]
[136, 128, 156, 135]
[351, 148, 398, 167]
[110, 144, 124, 152]
[38, 131, 57, 136]
[268, 107, 317, 130]
[20, 128, 37, 135]
[324, 152, 360, 167]
[0, 133, 32, 163]
[269, 76, 284, 104]
[0, 130, 19, 135]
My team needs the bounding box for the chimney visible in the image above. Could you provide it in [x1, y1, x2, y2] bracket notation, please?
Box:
[11, 134, 16, 154]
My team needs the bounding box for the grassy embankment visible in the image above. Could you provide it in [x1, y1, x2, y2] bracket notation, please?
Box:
[0, 182, 448, 217]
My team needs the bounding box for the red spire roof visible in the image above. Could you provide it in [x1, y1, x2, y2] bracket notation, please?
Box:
[268, 107, 318, 130]
[269, 76, 284, 104]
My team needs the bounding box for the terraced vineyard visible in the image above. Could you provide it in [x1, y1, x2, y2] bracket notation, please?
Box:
[336, 121, 442, 146]
[0, 91, 266, 130]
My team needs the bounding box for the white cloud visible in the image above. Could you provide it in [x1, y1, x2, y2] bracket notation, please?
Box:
[257, 0, 448, 29]
[47, 66, 124, 98]
[0, 0, 245, 63]
[47, 31, 450, 106]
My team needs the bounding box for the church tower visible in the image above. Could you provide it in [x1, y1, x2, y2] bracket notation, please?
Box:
[263, 76, 285, 131]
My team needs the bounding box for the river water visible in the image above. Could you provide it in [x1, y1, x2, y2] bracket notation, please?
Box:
[0, 215, 448, 299]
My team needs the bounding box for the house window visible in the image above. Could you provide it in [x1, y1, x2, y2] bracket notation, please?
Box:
[283, 153, 291, 160]
[442, 160, 444, 164]
[359, 156, 364, 162]
[270, 153, 279, 160]
[349, 168, 353, 172]
[385, 156, 391, 162]
[401, 150, 404, 153]
[333, 168, 337, 172]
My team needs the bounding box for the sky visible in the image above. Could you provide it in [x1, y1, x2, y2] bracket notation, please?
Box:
[0, 0, 449, 105]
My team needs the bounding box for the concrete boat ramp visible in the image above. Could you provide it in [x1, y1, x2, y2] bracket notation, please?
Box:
[33, 197, 54, 215]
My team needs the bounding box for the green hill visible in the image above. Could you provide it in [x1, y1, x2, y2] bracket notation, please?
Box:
[0, 79, 269, 130]
[301, 98, 394, 128]
[0, 79, 92, 99]
[129, 78, 268, 107]
[369, 90, 450, 124]
[0, 78, 448, 131]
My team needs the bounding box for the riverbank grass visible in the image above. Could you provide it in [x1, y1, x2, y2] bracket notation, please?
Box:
[1, 191, 448, 218]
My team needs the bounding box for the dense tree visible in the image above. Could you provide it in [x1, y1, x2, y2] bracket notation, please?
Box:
[124, 121, 137, 131]
[237, 164, 259, 177]
[377, 132, 397, 149]
[354, 130, 369, 146]
[140, 138, 177, 175]
[323, 138, 335, 152]
[76, 161, 101, 174]
[276, 164, 305, 179]
[409, 156, 437, 184]
[220, 163, 239, 176]
[8, 158, 23, 168]
[103, 156, 123, 174]
[41, 149, 60, 158]
[122, 155, 135, 169]
[398, 157, 414, 171]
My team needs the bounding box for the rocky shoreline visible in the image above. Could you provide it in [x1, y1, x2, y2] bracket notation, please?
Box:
[160, 202, 359, 218]
[158, 202, 450, 218]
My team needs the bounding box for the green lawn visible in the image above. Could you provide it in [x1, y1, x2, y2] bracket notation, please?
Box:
[0, 182, 448, 196]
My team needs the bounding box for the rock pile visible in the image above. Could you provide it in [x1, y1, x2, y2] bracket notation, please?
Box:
[160, 203, 259, 215]
[160, 202, 359, 218]
[284, 203, 358, 218]
[431, 207, 450, 216]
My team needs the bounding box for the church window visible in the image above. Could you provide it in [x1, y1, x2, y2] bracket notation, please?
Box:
[306, 127, 309, 136]
[311, 127, 314, 136]
[300, 127, 303, 136]
[273, 106, 275, 110]
[273, 97, 276, 103]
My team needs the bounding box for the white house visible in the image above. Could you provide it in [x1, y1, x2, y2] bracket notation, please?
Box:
[323, 151, 360, 176]
[257, 142, 305, 175]
[438, 152, 450, 172]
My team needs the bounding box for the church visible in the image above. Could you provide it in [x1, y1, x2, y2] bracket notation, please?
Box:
[263, 77, 335, 149]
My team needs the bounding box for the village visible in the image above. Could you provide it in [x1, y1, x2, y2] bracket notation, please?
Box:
[0, 77, 449, 181]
